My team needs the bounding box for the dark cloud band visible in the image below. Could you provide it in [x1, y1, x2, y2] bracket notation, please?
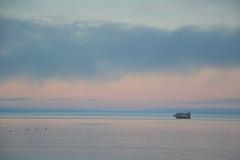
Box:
[0, 19, 240, 80]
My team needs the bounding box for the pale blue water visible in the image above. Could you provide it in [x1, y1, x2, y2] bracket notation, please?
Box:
[1, 108, 240, 120]
[0, 110, 240, 160]
[1, 117, 240, 160]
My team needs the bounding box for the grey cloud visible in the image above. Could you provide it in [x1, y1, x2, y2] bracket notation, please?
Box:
[177, 98, 240, 105]
[0, 97, 29, 101]
[0, 18, 240, 80]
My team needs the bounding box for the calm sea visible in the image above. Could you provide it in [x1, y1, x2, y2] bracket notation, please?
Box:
[1, 108, 240, 120]
[0, 109, 240, 160]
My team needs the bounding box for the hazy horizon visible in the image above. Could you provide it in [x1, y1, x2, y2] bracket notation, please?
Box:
[1, 0, 240, 110]
[1, 2, 240, 160]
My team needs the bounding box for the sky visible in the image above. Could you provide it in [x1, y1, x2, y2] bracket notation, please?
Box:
[0, 0, 240, 110]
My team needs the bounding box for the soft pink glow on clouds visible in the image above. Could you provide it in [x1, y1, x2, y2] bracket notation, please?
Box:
[0, 68, 240, 109]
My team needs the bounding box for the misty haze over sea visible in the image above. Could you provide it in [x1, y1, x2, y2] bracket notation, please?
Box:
[1, 0, 240, 160]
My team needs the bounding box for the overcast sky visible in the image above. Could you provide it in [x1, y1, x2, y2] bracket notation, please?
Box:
[0, 0, 240, 110]
[1, 0, 240, 28]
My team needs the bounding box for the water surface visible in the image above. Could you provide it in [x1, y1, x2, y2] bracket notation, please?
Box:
[0, 117, 240, 160]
